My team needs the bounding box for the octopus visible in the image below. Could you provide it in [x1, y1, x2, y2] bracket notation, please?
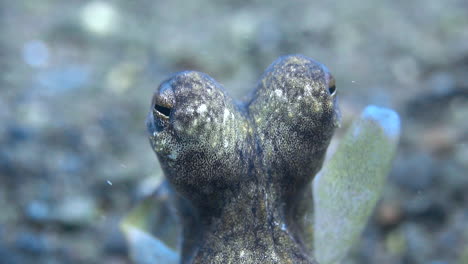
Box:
[146, 54, 339, 264]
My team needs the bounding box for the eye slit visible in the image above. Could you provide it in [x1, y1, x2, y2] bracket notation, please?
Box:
[328, 84, 336, 95]
[154, 104, 171, 118]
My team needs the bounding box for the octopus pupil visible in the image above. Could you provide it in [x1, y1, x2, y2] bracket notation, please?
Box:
[329, 85, 336, 95]
[155, 104, 171, 117]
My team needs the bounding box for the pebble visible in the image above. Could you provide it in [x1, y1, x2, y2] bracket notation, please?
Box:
[25, 200, 50, 223]
[391, 152, 438, 191]
[22, 40, 49, 68]
[0, 243, 21, 264]
[377, 200, 403, 227]
[25, 197, 97, 227]
[80, 1, 119, 35]
[15, 231, 49, 255]
[53, 197, 97, 226]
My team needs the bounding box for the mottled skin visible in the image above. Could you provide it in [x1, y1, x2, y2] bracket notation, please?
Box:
[147, 55, 340, 264]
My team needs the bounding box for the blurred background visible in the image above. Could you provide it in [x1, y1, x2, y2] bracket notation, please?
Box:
[1, 0, 467, 263]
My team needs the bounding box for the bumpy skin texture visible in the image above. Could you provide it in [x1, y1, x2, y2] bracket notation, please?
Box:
[147, 55, 340, 264]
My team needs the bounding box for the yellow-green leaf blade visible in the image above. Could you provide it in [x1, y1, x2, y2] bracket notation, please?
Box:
[313, 105, 400, 264]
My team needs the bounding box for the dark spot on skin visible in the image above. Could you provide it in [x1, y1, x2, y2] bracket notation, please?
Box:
[147, 55, 340, 264]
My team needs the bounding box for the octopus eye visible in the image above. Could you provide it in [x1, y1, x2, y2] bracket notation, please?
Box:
[328, 84, 336, 96]
[151, 102, 171, 133]
[152, 81, 175, 121]
[154, 103, 171, 119]
[328, 76, 336, 96]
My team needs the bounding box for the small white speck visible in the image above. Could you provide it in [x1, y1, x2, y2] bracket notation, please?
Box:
[223, 109, 230, 123]
[304, 84, 313, 96]
[106, 180, 113, 186]
[271, 251, 279, 261]
[274, 89, 283, 97]
[120, 163, 127, 168]
[197, 104, 207, 113]
[351, 80, 356, 83]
